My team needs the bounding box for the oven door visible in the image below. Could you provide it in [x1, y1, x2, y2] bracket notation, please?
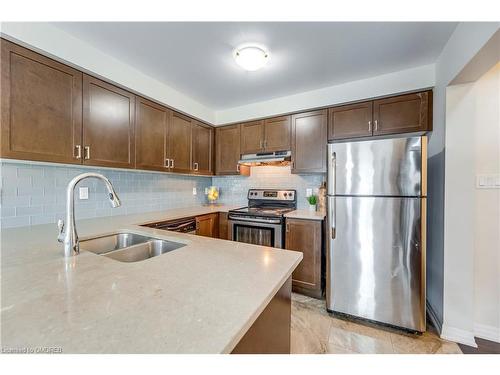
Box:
[228, 216, 283, 248]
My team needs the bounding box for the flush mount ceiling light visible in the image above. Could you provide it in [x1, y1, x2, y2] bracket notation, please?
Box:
[233, 45, 269, 71]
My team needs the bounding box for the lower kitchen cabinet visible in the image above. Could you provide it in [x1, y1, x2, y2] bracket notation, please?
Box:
[218, 212, 229, 240]
[285, 218, 323, 299]
[196, 213, 219, 238]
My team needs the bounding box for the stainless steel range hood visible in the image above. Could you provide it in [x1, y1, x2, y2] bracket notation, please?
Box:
[238, 150, 291, 166]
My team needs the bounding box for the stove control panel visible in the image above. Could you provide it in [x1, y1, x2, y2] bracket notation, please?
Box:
[248, 189, 296, 201]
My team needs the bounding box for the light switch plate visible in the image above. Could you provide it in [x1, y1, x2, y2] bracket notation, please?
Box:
[79, 187, 89, 200]
[476, 174, 500, 189]
[306, 188, 313, 197]
[192, 187, 197, 195]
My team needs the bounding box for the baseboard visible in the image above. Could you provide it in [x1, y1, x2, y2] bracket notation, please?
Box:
[474, 323, 500, 343]
[441, 324, 478, 347]
[426, 300, 442, 333]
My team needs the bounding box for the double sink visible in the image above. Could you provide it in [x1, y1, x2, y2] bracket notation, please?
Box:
[79, 233, 186, 262]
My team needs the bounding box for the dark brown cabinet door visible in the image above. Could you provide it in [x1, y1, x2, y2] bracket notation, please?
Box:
[240, 120, 264, 154]
[168, 112, 192, 173]
[135, 97, 169, 171]
[218, 212, 229, 240]
[373, 91, 431, 135]
[83, 75, 135, 168]
[1, 39, 83, 164]
[192, 121, 213, 174]
[328, 102, 373, 140]
[196, 213, 219, 238]
[285, 218, 322, 298]
[291, 110, 327, 174]
[216, 124, 241, 175]
[264, 116, 291, 152]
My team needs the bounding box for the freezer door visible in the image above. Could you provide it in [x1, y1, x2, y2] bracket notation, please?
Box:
[327, 137, 424, 196]
[326, 196, 426, 331]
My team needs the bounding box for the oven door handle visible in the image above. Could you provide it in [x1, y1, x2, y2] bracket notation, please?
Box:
[228, 215, 282, 225]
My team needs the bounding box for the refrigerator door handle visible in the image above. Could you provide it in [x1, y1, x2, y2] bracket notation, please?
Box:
[328, 197, 336, 239]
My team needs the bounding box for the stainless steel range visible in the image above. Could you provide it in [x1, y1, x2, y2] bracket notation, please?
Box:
[228, 189, 297, 248]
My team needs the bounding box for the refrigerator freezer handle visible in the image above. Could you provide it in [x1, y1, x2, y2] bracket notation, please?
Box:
[328, 150, 336, 195]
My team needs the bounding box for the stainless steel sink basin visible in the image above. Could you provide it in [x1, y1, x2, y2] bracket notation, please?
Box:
[79, 233, 186, 262]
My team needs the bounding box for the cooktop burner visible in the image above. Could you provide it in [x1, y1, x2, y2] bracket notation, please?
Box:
[229, 206, 295, 217]
[228, 189, 297, 218]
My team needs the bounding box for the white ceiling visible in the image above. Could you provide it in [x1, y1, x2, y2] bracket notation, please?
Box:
[52, 22, 457, 110]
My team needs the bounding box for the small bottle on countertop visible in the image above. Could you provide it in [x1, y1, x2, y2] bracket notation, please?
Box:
[317, 181, 327, 212]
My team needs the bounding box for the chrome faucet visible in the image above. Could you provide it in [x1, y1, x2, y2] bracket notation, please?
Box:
[57, 172, 121, 257]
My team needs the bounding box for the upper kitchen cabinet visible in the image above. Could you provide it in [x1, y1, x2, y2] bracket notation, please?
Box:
[167, 112, 192, 173]
[264, 116, 291, 152]
[328, 91, 433, 141]
[192, 121, 213, 175]
[240, 117, 291, 154]
[328, 102, 373, 141]
[373, 91, 432, 135]
[135, 97, 170, 172]
[0, 39, 83, 164]
[83, 75, 135, 168]
[291, 110, 327, 174]
[216, 124, 242, 175]
[240, 120, 264, 154]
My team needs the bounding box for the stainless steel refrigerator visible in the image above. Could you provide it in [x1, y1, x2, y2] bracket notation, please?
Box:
[326, 136, 427, 332]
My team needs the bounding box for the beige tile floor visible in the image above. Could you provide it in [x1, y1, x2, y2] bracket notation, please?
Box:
[291, 293, 463, 354]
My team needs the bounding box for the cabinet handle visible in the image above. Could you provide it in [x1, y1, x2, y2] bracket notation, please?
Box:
[286, 223, 290, 232]
[171, 159, 175, 169]
[237, 164, 240, 173]
[165, 159, 170, 168]
[260, 140, 263, 149]
[75, 145, 82, 159]
[193, 162, 199, 171]
[263, 139, 267, 149]
[374, 120, 378, 131]
[84, 146, 90, 160]
[368, 121, 372, 132]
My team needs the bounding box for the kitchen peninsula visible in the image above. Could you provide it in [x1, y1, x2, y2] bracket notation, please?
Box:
[1, 206, 302, 353]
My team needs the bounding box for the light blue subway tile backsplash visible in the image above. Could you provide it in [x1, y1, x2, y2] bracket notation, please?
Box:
[1, 161, 324, 228]
[1, 160, 212, 228]
[212, 166, 325, 209]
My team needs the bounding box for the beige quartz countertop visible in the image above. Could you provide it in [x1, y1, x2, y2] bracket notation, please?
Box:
[284, 209, 326, 221]
[1, 205, 302, 354]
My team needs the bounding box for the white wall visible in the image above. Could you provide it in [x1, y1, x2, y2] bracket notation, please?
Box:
[473, 64, 500, 342]
[0, 22, 216, 124]
[426, 23, 499, 343]
[443, 63, 500, 346]
[442, 83, 477, 346]
[215, 64, 435, 124]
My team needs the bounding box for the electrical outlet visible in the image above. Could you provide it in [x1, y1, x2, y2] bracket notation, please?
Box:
[192, 187, 197, 195]
[79, 187, 89, 200]
[204, 187, 209, 194]
[306, 188, 312, 197]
